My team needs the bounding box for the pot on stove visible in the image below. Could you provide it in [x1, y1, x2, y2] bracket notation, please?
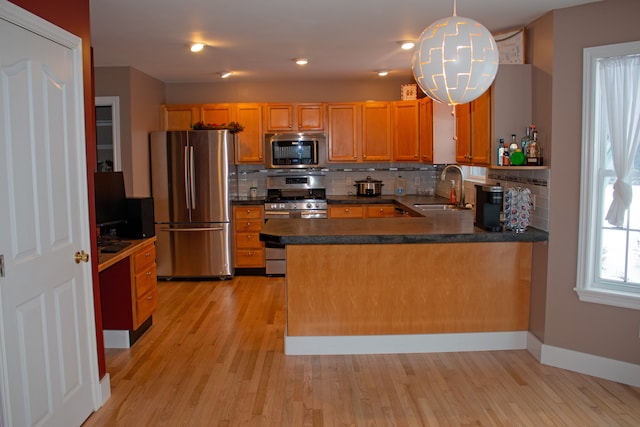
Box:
[354, 176, 383, 196]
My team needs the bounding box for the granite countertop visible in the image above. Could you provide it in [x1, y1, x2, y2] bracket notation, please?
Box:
[232, 194, 450, 207]
[260, 216, 548, 245]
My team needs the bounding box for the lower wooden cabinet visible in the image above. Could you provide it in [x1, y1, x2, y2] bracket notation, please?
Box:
[366, 204, 396, 218]
[99, 238, 158, 331]
[328, 205, 365, 218]
[132, 242, 158, 329]
[329, 204, 396, 218]
[233, 205, 265, 268]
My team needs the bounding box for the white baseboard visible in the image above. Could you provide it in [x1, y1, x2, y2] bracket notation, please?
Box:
[103, 330, 131, 349]
[285, 331, 528, 355]
[527, 332, 640, 387]
[99, 373, 111, 406]
[285, 332, 640, 387]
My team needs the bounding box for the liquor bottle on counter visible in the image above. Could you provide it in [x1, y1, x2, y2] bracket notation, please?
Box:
[521, 126, 530, 153]
[497, 138, 505, 166]
[526, 130, 541, 165]
[509, 134, 519, 153]
[502, 141, 511, 166]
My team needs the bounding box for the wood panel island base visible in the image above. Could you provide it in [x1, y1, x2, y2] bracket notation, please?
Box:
[260, 217, 548, 355]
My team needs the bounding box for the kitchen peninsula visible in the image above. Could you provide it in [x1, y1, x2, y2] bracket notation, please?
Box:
[260, 199, 547, 355]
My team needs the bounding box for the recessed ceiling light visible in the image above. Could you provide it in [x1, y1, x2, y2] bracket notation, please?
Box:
[189, 42, 206, 53]
[377, 70, 389, 77]
[219, 71, 233, 79]
[400, 41, 415, 50]
[295, 58, 308, 65]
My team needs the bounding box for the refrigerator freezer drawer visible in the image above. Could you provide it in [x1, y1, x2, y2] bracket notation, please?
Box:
[155, 223, 233, 278]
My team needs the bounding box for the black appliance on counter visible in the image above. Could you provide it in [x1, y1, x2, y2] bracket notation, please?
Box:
[475, 184, 504, 231]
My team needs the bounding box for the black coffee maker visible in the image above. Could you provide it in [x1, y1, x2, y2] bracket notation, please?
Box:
[475, 184, 504, 231]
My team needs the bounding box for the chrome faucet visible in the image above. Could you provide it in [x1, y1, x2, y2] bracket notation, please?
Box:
[439, 164, 465, 207]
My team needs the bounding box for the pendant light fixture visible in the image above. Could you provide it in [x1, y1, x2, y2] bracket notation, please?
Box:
[411, 0, 499, 106]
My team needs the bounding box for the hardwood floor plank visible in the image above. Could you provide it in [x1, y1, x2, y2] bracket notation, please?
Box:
[82, 277, 640, 427]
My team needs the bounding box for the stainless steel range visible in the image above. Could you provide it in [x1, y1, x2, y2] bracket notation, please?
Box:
[264, 175, 327, 275]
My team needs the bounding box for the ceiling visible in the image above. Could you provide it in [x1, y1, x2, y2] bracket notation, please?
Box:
[89, 0, 600, 84]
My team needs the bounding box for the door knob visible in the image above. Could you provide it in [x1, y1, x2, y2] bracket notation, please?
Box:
[74, 250, 90, 264]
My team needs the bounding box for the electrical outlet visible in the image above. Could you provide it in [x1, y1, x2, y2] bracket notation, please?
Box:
[532, 194, 537, 211]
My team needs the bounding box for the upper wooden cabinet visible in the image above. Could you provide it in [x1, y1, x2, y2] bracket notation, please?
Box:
[454, 64, 533, 167]
[161, 104, 200, 130]
[264, 103, 324, 132]
[392, 100, 420, 162]
[160, 103, 233, 130]
[455, 88, 492, 166]
[326, 103, 360, 162]
[200, 103, 234, 126]
[235, 103, 264, 164]
[361, 102, 392, 162]
[418, 98, 434, 163]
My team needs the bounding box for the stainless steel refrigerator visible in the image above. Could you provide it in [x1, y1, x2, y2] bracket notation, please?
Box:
[149, 129, 233, 278]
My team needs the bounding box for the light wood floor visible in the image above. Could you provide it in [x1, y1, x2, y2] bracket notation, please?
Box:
[82, 276, 640, 426]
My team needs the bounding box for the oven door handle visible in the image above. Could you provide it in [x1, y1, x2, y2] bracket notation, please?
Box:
[264, 211, 291, 219]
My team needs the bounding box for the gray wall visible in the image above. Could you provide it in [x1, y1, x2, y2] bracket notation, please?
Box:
[94, 67, 165, 196]
[165, 76, 414, 104]
[530, 0, 640, 364]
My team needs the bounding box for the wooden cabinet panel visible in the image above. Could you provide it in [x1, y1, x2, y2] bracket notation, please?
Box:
[235, 104, 263, 164]
[455, 102, 472, 164]
[235, 232, 261, 249]
[393, 101, 420, 162]
[134, 263, 157, 298]
[235, 249, 265, 267]
[131, 240, 158, 329]
[455, 87, 492, 166]
[265, 104, 293, 131]
[327, 103, 360, 162]
[136, 288, 158, 327]
[366, 204, 396, 218]
[361, 102, 392, 161]
[419, 98, 434, 163]
[161, 104, 199, 130]
[328, 205, 365, 218]
[233, 205, 265, 268]
[469, 90, 492, 165]
[235, 206, 263, 220]
[200, 104, 233, 126]
[265, 103, 324, 131]
[297, 104, 324, 130]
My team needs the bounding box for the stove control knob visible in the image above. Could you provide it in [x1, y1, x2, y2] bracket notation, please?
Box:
[306, 203, 313, 209]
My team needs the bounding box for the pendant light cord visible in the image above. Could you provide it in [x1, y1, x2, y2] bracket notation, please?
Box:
[452, 0, 457, 17]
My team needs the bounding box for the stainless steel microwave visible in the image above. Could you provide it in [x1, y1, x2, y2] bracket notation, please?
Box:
[265, 133, 326, 169]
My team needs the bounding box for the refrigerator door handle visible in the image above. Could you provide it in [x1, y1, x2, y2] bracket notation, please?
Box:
[184, 146, 191, 210]
[160, 226, 225, 232]
[189, 146, 196, 209]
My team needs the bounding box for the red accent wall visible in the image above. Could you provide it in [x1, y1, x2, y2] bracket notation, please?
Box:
[9, 0, 106, 378]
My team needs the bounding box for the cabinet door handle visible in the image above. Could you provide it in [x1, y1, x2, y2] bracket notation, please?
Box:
[146, 271, 152, 276]
[145, 252, 151, 257]
[147, 295, 153, 300]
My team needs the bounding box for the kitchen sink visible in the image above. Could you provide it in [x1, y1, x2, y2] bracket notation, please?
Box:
[413, 204, 460, 210]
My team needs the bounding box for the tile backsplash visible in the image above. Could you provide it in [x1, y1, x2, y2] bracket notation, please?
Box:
[232, 163, 444, 198]
[230, 164, 550, 232]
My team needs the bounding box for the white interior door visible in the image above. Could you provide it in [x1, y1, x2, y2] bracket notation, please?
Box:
[0, 3, 99, 426]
